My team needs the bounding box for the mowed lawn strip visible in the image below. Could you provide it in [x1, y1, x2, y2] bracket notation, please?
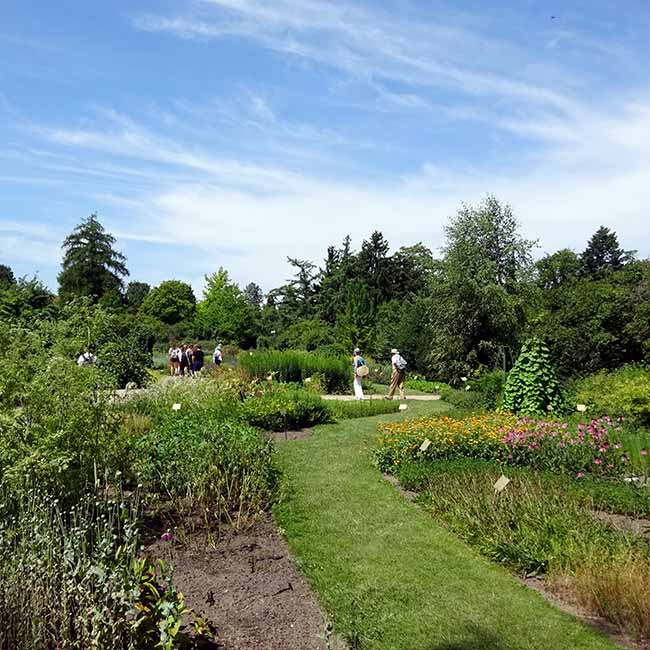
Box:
[274, 402, 619, 650]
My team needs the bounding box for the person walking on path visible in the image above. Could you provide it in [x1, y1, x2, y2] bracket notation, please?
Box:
[213, 344, 223, 366]
[192, 344, 205, 374]
[387, 348, 407, 400]
[352, 347, 367, 400]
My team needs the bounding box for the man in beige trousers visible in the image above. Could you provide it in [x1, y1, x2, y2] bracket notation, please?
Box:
[387, 348, 407, 400]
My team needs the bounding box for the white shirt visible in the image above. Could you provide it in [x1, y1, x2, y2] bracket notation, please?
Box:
[391, 353, 400, 368]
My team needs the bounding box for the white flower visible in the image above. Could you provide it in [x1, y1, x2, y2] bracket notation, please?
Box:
[465, 385, 471, 391]
[576, 404, 587, 412]
[304, 377, 312, 383]
[461, 376, 468, 382]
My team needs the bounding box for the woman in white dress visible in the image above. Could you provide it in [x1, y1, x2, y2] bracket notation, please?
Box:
[352, 347, 365, 400]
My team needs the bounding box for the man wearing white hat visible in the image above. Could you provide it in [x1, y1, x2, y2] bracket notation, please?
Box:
[387, 348, 407, 400]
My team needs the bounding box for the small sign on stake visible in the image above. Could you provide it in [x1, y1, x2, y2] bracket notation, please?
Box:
[419, 438, 432, 453]
[493, 475, 510, 493]
[398, 404, 408, 411]
[172, 403, 181, 411]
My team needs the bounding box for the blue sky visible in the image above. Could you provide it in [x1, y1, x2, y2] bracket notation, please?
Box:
[2, 0, 649, 294]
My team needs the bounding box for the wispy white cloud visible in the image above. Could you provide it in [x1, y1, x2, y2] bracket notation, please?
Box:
[132, 0, 579, 115]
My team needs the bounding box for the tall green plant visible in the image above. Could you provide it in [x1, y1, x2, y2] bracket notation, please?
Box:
[502, 337, 564, 415]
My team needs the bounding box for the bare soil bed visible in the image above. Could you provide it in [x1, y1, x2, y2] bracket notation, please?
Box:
[148, 515, 344, 650]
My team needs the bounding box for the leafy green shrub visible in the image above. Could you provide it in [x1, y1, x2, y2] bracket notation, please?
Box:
[439, 385, 486, 410]
[413, 459, 635, 575]
[0, 489, 207, 650]
[328, 399, 400, 420]
[471, 369, 506, 410]
[134, 415, 278, 528]
[239, 350, 350, 394]
[240, 386, 332, 431]
[405, 378, 451, 393]
[98, 337, 152, 388]
[502, 337, 565, 415]
[573, 365, 650, 426]
[0, 359, 125, 502]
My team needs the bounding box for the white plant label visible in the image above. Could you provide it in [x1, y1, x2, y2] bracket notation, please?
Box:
[493, 475, 510, 493]
[419, 438, 432, 452]
[172, 403, 181, 411]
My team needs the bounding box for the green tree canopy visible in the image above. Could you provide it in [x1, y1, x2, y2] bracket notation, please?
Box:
[125, 281, 151, 310]
[580, 226, 634, 278]
[426, 196, 537, 381]
[196, 269, 257, 347]
[140, 280, 196, 325]
[535, 249, 581, 290]
[58, 214, 129, 301]
[0, 264, 15, 286]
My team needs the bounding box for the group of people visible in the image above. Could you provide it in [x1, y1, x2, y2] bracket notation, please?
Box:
[352, 347, 408, 401]
[167, 343, 224, 376]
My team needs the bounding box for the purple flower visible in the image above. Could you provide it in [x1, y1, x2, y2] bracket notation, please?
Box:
[160, 532, 173, 542]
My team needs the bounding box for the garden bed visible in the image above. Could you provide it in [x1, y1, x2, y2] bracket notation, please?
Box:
[147, 515, 343, 650]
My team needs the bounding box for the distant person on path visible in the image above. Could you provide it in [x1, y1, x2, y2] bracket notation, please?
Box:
[353, 347, 367, 400]
[386, 348, 407, 400]
[168, 343, 179, 375]
[186, 344, 195, 376]
[77, 347, 97, 367]
[192, 344, 205, 374]
[179, 344, 190, 377]
[213, 344, 223, 366]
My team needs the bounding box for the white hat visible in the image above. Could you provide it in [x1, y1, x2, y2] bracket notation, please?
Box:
[391, 348, 399, 354]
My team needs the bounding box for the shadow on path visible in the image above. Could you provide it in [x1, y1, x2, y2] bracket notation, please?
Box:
[427, 623, 506, 650]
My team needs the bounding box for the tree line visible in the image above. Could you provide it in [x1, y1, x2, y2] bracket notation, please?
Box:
[1, 197, 648, 383]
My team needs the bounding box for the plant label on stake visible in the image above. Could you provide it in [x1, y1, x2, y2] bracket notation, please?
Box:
[493, 475, 510, 493]
[419, 438, 431, 452]
[172, 403, 181, 411]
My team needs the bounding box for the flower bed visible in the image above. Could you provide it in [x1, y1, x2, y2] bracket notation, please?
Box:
[377, 414, 628, 477]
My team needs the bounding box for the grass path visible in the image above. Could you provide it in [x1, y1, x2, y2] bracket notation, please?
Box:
[274, 401, 619, 650]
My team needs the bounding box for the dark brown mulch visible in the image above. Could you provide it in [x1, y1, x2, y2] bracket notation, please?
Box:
[148, 514, 340, 650]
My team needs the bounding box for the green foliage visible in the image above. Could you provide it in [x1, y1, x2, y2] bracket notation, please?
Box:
[336, 278, 376, 353]
[439, 385, 486, 410]
[502, 337, 564, 415]
[58, 214, 129, 302]
[534, 261, 649, 378]
[426, 195, 536, 382]
[0, 489, 209, 650]
[0, 359, 123, 500]
[327, 399, 400, 420]
[265, 317, 337, 352]
[405, 378, 451, 393]
[124, 281, 151, 310]
[195, 268, 257, 347]
[0, 276, 54, 319]
[0, 263, 15, 286]
[97, 338, 152, 388]
[573, 365, 650, 426]
[140, 280, 196, 325]
[410, 459, 638, 576]
[535, 248, 581, 290]
[133, 414, 278, 525]
[240, 386, 332, 431]
[581, 226, 634, 278]
[239, 349, 351, 394]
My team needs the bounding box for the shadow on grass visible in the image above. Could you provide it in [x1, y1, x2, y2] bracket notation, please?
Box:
[427, 623, 506, 650]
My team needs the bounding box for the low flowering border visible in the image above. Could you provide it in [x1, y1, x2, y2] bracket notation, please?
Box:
[376, 414, 627, 477]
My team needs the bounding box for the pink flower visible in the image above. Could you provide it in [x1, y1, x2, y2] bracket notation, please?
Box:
[614, 443, 622, 449]
[641, 449, 648, 456]
[593, 458, 602, 465]
[160, 532, 173, 542]
[576, 471, 585, 479]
